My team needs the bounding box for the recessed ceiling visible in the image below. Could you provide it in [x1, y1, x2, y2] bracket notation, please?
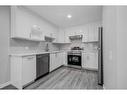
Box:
[26, 6, 102, 28]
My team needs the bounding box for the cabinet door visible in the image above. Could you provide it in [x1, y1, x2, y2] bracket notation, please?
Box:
[52, 32, 56, 40]
[88, 23, 100, 42]
[53, 29, 65, 43]
[50, 53, 60, 72]
[11, 7, 46, 40]
[85, 53, 98, 70]
[82, 53, 87, 68]
[55, 53, 62, 68]
[94, 24, 99, 41]
[13, 7, 32, 38]
[64, 30, 71, 43]
[22, 56, 36, 86]
[82, 26, 89, 42]
[94, 53, 98, 69]
[88, 24, 94, 42]
[58, 52, 66, 66]
[61, 52, 67, 66]
[58, 29, 65, 43]
[57, 53, 62, 66]
[50, 53, 56, 72]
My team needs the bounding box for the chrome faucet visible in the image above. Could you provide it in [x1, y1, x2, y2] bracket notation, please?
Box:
[45, 43, 49, 52]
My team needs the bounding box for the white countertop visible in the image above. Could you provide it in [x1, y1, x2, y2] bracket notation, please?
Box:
[9, 50, 98, 56]
[10, 50, 65, 56]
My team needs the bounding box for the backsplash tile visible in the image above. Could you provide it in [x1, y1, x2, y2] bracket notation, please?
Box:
[60, 39, 98, 53]
[10, 39, 59, 54]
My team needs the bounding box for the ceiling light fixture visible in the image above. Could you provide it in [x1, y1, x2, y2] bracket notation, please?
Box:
[67, 14, 72, 19]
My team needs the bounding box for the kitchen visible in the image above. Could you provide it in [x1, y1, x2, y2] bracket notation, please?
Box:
[1, 5, 127, 90]
[9, 6, 102, 89]
[1, 6, 102, 89]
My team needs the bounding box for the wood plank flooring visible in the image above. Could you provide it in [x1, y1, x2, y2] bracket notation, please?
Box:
[24, 66, 103, 89]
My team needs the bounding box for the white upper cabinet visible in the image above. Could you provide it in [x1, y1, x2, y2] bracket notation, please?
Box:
[54, 29, 65, 43]
[62, 21, 101, 43]
[64, 30, 71, 43]
[93, 23, 101, 41]
[11, 6, 45, 41]
[53, 29, 71, 43]
[82, 25, 89, 42]
[87, 22, 100, 42]
[11, 6, 57, 42]
[82, 22, 101, 42]
[11, 6, 30, 39]
[11, 6, 101, 43]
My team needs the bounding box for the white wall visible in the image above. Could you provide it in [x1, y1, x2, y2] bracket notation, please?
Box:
[103, 6, 127, 89]
[103, 6, 118, 89]
[0, 6, 10, 85]
[116, 7, 127, 89]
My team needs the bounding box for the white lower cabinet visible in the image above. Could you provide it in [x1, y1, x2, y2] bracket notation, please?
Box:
[22, 56, 36, 86]
[58, 52, 67, 66]
[50, 53, 56, 72]
[50, 52, 66, 72]
[82, 52, 98, 70]
[11, 55, 36, 89]
[62, 52, 67, 66]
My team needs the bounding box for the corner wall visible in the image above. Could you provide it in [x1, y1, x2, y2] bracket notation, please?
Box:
[103, 6, 118, 89]
[103, 6, 127, 89]
[116, 7, 127, 89]
[0, 6, 10, 85]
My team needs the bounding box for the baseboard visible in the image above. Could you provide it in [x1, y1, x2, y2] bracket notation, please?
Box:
[83, 67, 98, 71]
[0, 81, 11, 88]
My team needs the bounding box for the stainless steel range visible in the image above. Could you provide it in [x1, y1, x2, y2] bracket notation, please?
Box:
[67, 47, 83, 66]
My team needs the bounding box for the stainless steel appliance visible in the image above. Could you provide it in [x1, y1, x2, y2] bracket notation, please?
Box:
[98, 27, 103, 85]
[67, 47, 82, 66]
[36, 53, 49, 79]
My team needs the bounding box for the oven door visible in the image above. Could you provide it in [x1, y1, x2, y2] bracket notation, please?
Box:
[68, 55, 81, 66]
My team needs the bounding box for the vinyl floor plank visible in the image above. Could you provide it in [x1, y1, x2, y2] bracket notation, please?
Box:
[24, 66, 103, 90]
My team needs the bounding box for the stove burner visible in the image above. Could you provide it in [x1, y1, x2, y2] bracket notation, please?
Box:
[71, 47, 83, 50]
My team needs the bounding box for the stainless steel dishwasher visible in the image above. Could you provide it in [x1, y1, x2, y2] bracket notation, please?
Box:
[36, 53, 49, 79]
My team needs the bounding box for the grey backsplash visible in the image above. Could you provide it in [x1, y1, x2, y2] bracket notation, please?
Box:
[60, 39, 98, 53]
[10, 39, 98, 54]
[10, 39, 59, 54]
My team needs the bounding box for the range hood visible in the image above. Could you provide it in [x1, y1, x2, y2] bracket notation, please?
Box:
[45, 36, 55, 42]
[69, 35, 83, 40]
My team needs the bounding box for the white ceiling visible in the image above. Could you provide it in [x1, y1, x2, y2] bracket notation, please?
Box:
[26, 6, 102, 28]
